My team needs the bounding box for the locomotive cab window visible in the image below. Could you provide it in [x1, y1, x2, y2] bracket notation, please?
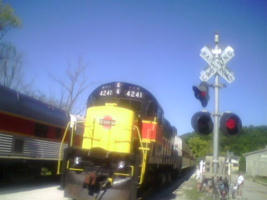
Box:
[157, 108, 163, 124]
[146, 102, 157, 118]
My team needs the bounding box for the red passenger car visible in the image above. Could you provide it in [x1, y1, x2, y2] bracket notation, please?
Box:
[0, 85, 69, 180]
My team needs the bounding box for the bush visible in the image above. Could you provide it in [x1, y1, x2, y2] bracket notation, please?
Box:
[239, 156, 246, 172]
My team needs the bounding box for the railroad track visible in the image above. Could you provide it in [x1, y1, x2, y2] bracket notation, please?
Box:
[142, 168, 194, 200]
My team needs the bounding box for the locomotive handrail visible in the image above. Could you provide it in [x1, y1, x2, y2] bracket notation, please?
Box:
[113, 172, 131, 177]
[134, 125, 149, 185]
[134, 125, 144, 155]
[57, 120, 86, 174]
[57, 121, 71, 175]
[69, 168, 84, 172]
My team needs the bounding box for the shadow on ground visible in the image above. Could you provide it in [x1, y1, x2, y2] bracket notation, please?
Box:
[0, 176, 60, 194]
[145, 169, 195, 200]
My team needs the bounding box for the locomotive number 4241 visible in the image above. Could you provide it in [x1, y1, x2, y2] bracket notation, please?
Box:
[125, 90, 143, 98]
[99, 89, 113, 96]
[99, 89, 143, 98]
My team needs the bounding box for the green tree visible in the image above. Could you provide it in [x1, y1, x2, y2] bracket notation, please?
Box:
[239, 155, 246, 172]
[0, 0, 21, 40]
[183, 126, 267, 161]
[0, 0, 25, 91]
[187, 135, 212, 159]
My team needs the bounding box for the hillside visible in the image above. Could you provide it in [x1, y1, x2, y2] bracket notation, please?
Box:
[181, 125, 267, 160]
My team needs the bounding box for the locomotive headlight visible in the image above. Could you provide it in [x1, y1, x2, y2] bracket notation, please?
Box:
[118, 161, 125, 169]
[74, 156, 81, 165]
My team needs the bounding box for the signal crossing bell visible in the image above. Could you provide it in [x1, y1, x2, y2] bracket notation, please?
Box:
[220, 113, 242, 135]
[193, 81, 209, 107]
[191, 111, 213, 135]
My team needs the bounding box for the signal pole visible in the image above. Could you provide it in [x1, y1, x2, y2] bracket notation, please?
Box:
[213, 34, 220, 174]
[199, 33, 235, 175]
[213, 74, 220, 174]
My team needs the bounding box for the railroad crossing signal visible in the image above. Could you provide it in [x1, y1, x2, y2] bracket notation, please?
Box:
[193, 81, 209, 107]
[200, 38, 235, 83]
[192, 33, 242, 175]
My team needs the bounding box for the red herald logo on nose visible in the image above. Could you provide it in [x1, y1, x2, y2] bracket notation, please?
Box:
[99, 116, 116, 129]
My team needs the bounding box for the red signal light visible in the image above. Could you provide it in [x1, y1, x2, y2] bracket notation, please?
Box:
[220, 113, 242, 135]
[200, 91, 206, 97]
[226, 118, 237, 129]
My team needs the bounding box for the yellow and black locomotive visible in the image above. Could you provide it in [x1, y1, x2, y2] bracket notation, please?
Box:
[58, 82, 194, 200]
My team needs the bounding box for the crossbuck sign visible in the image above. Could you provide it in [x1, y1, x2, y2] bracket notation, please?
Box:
[200, 44, 235, 83]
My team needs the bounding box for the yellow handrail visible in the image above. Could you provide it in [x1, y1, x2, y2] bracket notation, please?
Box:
[57, 122, 70, 175]
[133, 125, 149, 185]
[113, 165, 134, 178]
[69, 168, 84, 172]
[114, 172, 131, 177]
[134, 125, 144, 154]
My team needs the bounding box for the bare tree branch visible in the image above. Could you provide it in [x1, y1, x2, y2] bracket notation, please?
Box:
[50, 58, 90, 114]
[0, 42, 27, 91]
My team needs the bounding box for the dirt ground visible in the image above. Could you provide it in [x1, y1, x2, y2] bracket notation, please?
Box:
[0, 171, 266, 200]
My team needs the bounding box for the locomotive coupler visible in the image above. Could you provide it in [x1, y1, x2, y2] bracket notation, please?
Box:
[83, 171, 112, 196]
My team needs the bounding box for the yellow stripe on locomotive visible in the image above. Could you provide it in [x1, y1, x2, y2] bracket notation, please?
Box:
[82, 103, 134, 154]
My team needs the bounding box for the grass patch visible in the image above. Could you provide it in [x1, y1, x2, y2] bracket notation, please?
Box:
[183, 179, 213, 200]
[253, 176, 267, 185]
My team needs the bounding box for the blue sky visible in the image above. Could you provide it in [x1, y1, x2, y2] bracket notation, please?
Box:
[4, 0, 267, 134]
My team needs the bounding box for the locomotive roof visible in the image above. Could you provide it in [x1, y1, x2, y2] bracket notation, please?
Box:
[87, 82, 162, 110]
[0, 85, 69, 127]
